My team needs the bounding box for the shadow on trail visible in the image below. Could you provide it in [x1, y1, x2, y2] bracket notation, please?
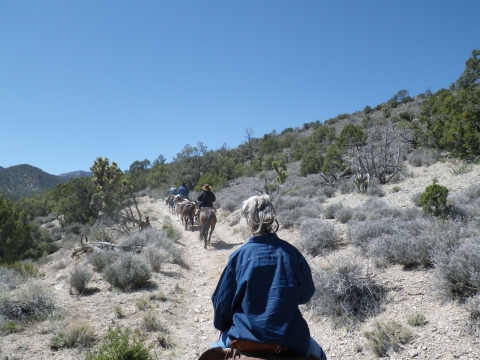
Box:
[209, 240, 243, 251]
[173, 258, 191, 270]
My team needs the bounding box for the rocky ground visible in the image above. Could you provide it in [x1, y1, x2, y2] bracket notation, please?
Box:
[1, 160, 480, 359]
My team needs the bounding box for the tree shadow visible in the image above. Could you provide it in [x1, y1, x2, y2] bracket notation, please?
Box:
[209, 240, 243, 251]
[81, 287, 101, 296]
[173, 258, 190, 270]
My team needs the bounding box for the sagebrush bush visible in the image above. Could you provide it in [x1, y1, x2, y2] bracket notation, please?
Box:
[435, 241, 480, 297]
[408, 149, 438, 167]
[298, 219, 336, 257]
[88, 250, 119, 270]
[0, 281, 56, 321]
[364, 321, 412, 357]
[322, 203, 343, 219]
[334, 206, 353, 224]
[50, 323, 95, 349]
[309, 255, 385, 326]
[419, 183, 450, 217]
[338, 179, 356, 195]
[120, 228, 181, 263]
[221, 198, 237, 213]
[319, 186, 336, 198]
[85, 327, 153, 360]
[275, 197, 322, 228]
[0, 267, 25, 292]
[103, 253, 151, 291]
[88, 226, 116, 243]
[69, 265, 93, 294]
[143, 247, 167, 272]
[411, 192, 422, 207]
[366, 181, 385, 197]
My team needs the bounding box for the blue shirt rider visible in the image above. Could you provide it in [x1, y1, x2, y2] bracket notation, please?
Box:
[177, 182, 189, 200]
[168, 185, 178, 195]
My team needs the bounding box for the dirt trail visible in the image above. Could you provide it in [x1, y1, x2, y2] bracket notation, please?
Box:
[156, 202, 246, 359]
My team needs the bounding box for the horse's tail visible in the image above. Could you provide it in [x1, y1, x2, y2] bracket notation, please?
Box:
[201, 210, 214, 236]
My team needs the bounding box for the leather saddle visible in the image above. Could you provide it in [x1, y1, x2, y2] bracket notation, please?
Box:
[198, 340, 322, 360]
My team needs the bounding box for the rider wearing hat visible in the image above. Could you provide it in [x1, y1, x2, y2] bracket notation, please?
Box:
[197, 184, 216, 209]
[168, 185, 178, 195]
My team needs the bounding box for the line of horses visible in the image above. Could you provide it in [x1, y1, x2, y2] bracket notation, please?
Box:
[166, 194, 217, 249]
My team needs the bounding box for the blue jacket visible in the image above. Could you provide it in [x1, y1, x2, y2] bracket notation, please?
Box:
[211, 233, 314, 356]
[169, 187, 178, 195]
[178, 185, 189, 197]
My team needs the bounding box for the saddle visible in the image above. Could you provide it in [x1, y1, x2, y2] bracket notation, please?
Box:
[197, 340, 322, 360]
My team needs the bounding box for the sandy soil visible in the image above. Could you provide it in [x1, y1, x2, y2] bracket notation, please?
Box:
[1, 160, 480, 360]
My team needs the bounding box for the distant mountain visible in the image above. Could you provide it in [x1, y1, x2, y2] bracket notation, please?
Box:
[0, 164, 66, 200]
[58, 170, 93, 180]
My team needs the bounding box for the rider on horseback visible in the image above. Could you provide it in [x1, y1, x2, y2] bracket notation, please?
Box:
[178, 182, 189, 200]
[196, 184, 216, 216]
[169, 184, 178, 195]
[209, 195, 327, 360]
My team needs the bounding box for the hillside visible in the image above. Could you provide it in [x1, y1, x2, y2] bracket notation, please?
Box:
[1, 159, 480, 359]
[0, 164, 65, 200]
[57, 170, 93, 180]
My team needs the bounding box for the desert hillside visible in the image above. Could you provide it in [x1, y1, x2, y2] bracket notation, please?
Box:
[1, 159, 480, 360]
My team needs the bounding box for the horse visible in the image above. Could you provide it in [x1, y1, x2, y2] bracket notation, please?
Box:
[180, 201, 195, 231]
[198, 207, 216, 249]
[166, 194, 176, 214]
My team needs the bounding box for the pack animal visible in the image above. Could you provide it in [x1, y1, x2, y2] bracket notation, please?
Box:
[198, 207, 216, 249]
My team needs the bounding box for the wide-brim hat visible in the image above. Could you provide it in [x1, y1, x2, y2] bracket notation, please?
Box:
[171, 185, 175, 187]
[202, 184, 212, 191]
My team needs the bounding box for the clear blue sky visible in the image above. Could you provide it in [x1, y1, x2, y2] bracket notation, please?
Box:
[1, 1, 479, 175]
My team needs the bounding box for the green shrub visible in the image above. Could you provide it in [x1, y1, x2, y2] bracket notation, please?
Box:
[85, 327, 153, 360]
[0, 320, 21, 334]
[419, 183, 450, 217]
[135, 297, 151, 311]
[50, 324, 95, 349]
[142, 310, 166, 332]
[364, 321, 412, 357]
[114, 305, 125, 319]
[407, 313, 427, 327]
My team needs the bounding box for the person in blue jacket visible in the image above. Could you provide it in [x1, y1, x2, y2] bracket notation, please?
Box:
[210, 195, 327, 360]
[168, 185, 178, 195]
[177, 182, 189, 200]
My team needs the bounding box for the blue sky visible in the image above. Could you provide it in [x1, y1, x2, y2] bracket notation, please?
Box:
[1, 1, 479, 175]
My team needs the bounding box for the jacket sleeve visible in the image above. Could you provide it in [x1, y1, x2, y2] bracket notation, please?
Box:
[211, 193, 216, 202]
[297, 255, 315, 305]
[197, 192, 204, 202]
[211, 264, 237, 331]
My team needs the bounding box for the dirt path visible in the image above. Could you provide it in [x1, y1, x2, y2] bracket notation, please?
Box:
[155, 202, 245, 359]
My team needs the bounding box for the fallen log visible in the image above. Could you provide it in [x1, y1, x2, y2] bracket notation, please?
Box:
[71, 235, 143, 258]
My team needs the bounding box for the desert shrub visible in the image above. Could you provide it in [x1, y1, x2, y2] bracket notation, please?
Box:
[309, 255, 385, 327]
[451, 161, 472, 175]
[275, 198, 322, 228]
[50, 323, 95, 349]
[348, 217, 398, 252]
[319, 186, 336, 198]
[0, 281, 56, 321]
[322, 203, 343, 219]
[0, 268, 25, 292]
[465, 295, 480, 329]
[120, 228, 181, 263]
[403, 207, 420, 221]
[419, 183, 450, 217]
[366, 181, 385, 197]
[0, 319, 22, 334]
[135, 297, 151, 311]
[298, 219, 336, 257]
[364, 321, 412, 357]
[103, 253, 151, 291]
[85, 327, 153, 360]
[221, 198, 238, 213]
[143, 247, 167, 272]
[407, 313, 427, 327]
[334, 207, 353, 224]
[87, 226, 116, 243]
[391, 186, 401, 193]
[87, 250, 119, 270]
[408, 149, 438, 167]
[435, 241, 480, 297]
[114, 305, 125, 319]
[68, 265, 93, 294]
[411, 192, 422, 206]
[338, 179, 356, 195]
[142, 310, 166, 332]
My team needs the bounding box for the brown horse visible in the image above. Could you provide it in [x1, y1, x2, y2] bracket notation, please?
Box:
[176, 199, 195, 231]
[198, 207, 216, 248]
